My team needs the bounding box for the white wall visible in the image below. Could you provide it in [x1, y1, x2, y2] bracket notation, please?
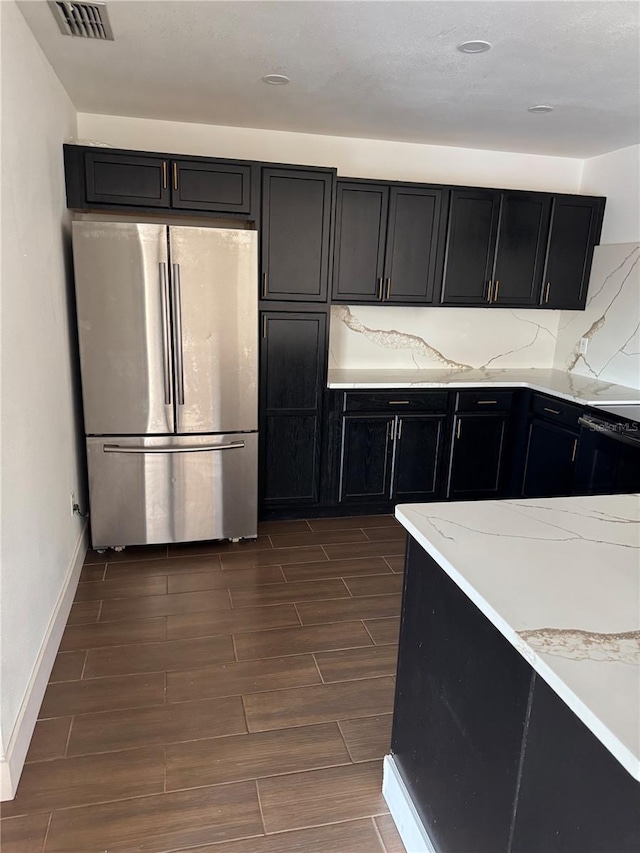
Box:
[77, 113, 584, 192]
[0, 1, 85, 797]
[580, 145, 640, 244]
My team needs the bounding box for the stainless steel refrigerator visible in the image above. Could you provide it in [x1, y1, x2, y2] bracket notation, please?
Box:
[72, 221, 258, 550]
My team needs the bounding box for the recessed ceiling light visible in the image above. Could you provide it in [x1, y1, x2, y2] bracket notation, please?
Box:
[456, 40, 492, 54]
[528, 105, 554, 113]
[262, 74, 290, 86]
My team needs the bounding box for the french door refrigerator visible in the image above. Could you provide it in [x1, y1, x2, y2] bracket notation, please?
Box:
[72, 222, 258, 549]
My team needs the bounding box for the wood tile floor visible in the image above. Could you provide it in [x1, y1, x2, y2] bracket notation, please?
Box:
[1, 515, 408, 853]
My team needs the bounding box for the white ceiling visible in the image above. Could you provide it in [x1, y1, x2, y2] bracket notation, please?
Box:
[18, 0, 640, 157]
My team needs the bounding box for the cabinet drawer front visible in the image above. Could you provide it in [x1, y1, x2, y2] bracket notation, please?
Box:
[455, 390, 513, 412]
[343, 391, 448, 414]
[530, 394, 582, 428]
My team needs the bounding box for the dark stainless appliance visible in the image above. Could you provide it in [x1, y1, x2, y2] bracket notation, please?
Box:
[574, 409, 640, 495]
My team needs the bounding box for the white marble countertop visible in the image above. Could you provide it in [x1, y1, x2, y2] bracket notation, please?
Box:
[328, 367, 640, 407]
[396, 494, 640, 781]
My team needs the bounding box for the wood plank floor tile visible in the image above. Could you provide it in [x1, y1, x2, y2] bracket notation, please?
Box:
[84, 544, 168, 565]
[99, 588, 231, 622]
[44, 781, 262, 853]
[2, 747, 164, 818]
[234, 621, 373, 661]
[166, 722, 349, 790]
[172, 819, 385, 853]
[168, 565, 285, 594]
[39, 672, 165, 719]
[315, 645, 398, 683]
[282, 557, 391, 583]
[344, 574, 404, 598]
[167, 655, 321, 703]
[67, 696, 246, 756]
[363, 527, 408, 543]
[104, 553, 222, 580]
[230, 578, 349, 609]
[74, 575, 167, 602]
[384, 555, 405, 573]
[269, 529, 368, 549]
[0, 813, 51, 853]
[219, 546, 327, 571]
[167, 603, 299, 641]
[365, 617, 401, 645]
[243, 678, 395, 732]
[296, 595, 402, 625]
[258, 761, 388, 833]
[168, 535, 273, 558]
[306, 515, 398, 532]
[84, 635, 234, 679]
[323, 541, 406, 560]
[49, 651, 85, 682]
[25, 717, 72, 763]
[339, 715, 393, 762]
[59, 617, 166, 651]
[79, 564, 105, 582]
[375, 814, 407, 852]
[66, 600, 101, 626]
[257, 519, 311, 535]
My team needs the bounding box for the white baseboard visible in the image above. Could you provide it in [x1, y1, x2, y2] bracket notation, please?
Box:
[382, 754, 437, 853]
[0, 523, 88, 801]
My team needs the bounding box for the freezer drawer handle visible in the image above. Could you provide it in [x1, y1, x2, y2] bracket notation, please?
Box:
[171, 263, 185, 405]
[103, 441, 245, 454]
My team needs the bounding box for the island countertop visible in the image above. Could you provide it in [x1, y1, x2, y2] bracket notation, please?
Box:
[395, 494, 640, 780]
[328, 367, 640, 407]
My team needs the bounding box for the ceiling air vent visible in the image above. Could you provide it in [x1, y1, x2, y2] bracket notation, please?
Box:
[49, 1, 114, 40]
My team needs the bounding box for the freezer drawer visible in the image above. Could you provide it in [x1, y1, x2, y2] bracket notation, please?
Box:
[87, 433, 258, 548]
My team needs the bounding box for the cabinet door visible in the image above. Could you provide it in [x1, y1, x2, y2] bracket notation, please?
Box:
[447, 415, 509, 498]
[541, 196, 605, 309]
[440, 189, 500, 305]
[260, 313, 327, 506]
[339, 416, 394, 502]
[392, 415, 446, 501]
[261, 169, 333, 301]
[383, 187, 448, 303]
[171, 160, 251, 213]
[522, 419, 578, 497]
[332, 183, 388, 302]
[492, 192, 551, 306]
[84, 151, 170, 207]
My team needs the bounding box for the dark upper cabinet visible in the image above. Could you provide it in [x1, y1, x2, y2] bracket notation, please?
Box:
[440, 189, 501, 305]
[260, 312, 327, 507]
[84, 151, 170, 208]
[492, 192, 552, 306]
[332, 182, 389, 302]
[171, 160, 251, 213]
[447, 414, 509, 498]
[540, 196, 605, 309]
[522, 419, 578, 497]
[383, 187, 448, 303]
[261, 168, 333, 302]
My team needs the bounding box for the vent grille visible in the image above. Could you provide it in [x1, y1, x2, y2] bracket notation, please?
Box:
[49, 1, 114, 40]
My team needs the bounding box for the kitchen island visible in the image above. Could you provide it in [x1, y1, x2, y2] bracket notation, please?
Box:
[385, 494, 640, 853]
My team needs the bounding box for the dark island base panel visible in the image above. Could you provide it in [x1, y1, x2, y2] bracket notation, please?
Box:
[389, 537, 640, 853]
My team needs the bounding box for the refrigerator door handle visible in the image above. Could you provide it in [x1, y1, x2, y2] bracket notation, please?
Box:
[103, 441, 246, 454]
[159, 263, 172, 406]
[171, 263, 185, 406]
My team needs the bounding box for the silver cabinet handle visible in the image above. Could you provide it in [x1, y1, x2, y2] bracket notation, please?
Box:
[159, 263, 172, 406]
[388, 420, 395, 441]
[171, 263, 185, 406]
[397, 418, 403, 439]
[388, 400, 410, 405]
[104, 441, 245, 454]
[377, 277, 384, 300]
[477, 400, 498, 405]
[543, 407, 560, 415]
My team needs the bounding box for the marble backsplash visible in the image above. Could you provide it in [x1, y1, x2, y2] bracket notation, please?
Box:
[329, 243, 640, 390]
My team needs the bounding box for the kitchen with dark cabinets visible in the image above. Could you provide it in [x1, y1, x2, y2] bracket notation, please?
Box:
[4, 3, 639, 853]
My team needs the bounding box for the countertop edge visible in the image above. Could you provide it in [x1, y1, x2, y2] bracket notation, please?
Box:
[395, 506, 640, 783]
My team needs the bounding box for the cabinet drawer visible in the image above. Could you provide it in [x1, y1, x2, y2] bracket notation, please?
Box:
[530, 394, 582, 428]
[343, 390, 448, 414]
[455, 390, 513, 412]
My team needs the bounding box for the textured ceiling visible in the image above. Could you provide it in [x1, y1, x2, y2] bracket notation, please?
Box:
[17, 0, 640, 157]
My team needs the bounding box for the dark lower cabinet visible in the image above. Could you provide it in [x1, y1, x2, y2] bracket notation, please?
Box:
[260, 312, 327, 509]
[522, 418, 578, 497]
[393, 416, 446, 501]
[447, 414, 509, 498]
[392, 539, 534, 853]
[339, 416, 394, 502]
